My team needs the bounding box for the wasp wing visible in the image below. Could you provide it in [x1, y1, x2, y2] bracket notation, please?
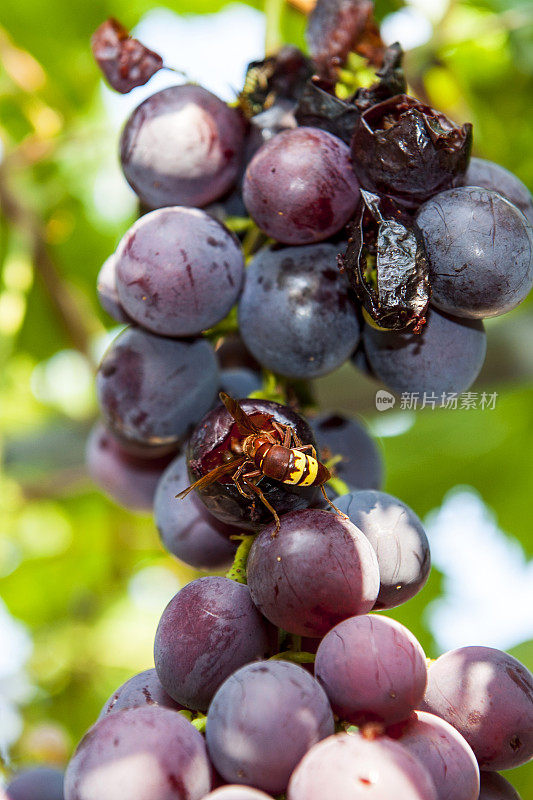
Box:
[219, 392, 261, 435]
[175, 456, 247, 499]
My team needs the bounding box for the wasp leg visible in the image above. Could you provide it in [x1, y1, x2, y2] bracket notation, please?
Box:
[271, 419, 296, 448]
[243, 474, 281, 536]
[232, 461, 255, 499]
[320, 484, 349, 521]
[293, 443, 317, 459]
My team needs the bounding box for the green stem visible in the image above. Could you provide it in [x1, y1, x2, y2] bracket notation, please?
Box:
[327, 475, 350, 498]
[226, 535, 256, 584]
[269, 651, 316, 664]
[264, 0, 285, 55]
[191, 715, 207, 734]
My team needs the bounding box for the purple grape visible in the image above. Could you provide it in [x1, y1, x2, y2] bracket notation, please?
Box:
[421, 646, 533, 770]
[243, 128, 360, 244]
[6, 768, 64, 800]
[86, 423, 172, 511]
[206, 661, 334, 794]
[120, 85, 244, 209]
[97, 668, 184, 720]
[287, 731, 438, 800]
[315, 615, 427, 725]
[416, 188, 533, 318]
[185, 399, 321, 531]
[334, 490, 430, 609]
[115, 208, 244, 337]
[311, 415, 383, 491]
[247, 509, 380, 637]
[364, 307, 486, 396]
[64, 707, 212, 800]
[154, 577, 271, 711]
[154, 454, 237, 571]
[96, 255, 129, 324]
[219, 368, 262, 399]
[478, 772, 522, 800]
[386, 710, 480, 800]
[96, 326, 218, 453]
[462, 157, 533, 226]
[204, 789, 273, 800]
[238, 244, 360, 379]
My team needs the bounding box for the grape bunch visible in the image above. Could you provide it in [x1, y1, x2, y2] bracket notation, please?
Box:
[6, 1, 533, 799]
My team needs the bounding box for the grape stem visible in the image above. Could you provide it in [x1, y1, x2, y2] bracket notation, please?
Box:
[269, 651, 316, 663]
[226, 535, 256, 583]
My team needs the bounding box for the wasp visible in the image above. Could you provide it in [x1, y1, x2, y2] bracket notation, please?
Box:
[178, 392, 344, 534]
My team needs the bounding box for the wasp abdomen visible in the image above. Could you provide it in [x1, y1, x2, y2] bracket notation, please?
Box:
[255, 443, 291, 482]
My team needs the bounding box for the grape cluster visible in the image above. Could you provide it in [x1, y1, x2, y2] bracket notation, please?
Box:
[7, 2, 533, 799]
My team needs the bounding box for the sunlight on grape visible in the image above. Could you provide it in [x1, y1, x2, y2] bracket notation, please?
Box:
[30, 350, 95, 419]
[425, 488, 533, 652]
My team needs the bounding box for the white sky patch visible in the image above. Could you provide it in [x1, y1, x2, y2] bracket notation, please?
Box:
[381, 8, 433, 50]
[128, 566, 183, 614]
[369, 411, 415, 438]
[101, 5, 265, 130]
[424, 487, 533, 652]
[0, 599, 34, 760]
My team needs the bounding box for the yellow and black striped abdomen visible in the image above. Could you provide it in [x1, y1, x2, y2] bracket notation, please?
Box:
[285, 450, 319, 486]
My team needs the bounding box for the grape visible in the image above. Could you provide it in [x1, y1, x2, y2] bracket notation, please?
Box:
[97, 668, 184, 719]
[315, 615, 427, 724]
[462, 157, 533, 226]
[120, 85, 244, 209]
[204, 788, 273, 800]
[311, 415, 383, 492]
[154, 576, 271, 711]
[238, 244, 360, 379]
[421, 646, 533, 770]
[363, 307, 486, 396]
[247, 509, 380, 637]
[478, 772, 522, 800]
[219, 368, 262, 399]
[386, 711, 480, 800]
[334, 490, 430, 609]
[86, 423, 172, 512]
[64, 707, 211, 800]
[243, 128, 360, 244]
[287, 731, 438, 800]
[96, 327, 218, 452]
[186, 398, 321, 531]
[416, 188, 533, 318]
[154, 454, 237, 571]
[6, 767, 64, 800]
[115, 208, 244, 337]
[96, 255, 129, 324]
[205, 661, 334, 794]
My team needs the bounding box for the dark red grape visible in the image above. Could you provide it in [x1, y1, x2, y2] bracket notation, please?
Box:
[185, 399, 321, 531]
[386, 710, 480, 800]
[64, 707, 212, 799]
[86, 423, 172, 512]
[334, 490, 430, 609]
[238, 244, 360, 378]
[6, 767, 64, 800]
[421, 646, 533, 770]
[363, 307, 486, 396]
[96, 326, 218, 453]
[96, 255, 129, 323]
[206, 661, 334, 794]
[462, 157, 533, 226]
[204, 789, 274, 800]
[315, 615, 427, 724]
[120, 85, 244, 209]
[287, 731, 438, 800]
[478, 772, 522, 800]
[416, 188, 533, 319]
[97, 668, 184, 719]
[115, 207, 244, 337]
[154, 577, 271, 711]
[247, 509, 380, 637]
[243, 128, 360, 244]
[311, 415, 383, 491]
[154, 454, 237, 571]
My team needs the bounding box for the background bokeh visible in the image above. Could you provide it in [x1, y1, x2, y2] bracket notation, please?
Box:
[0, 0, 532, 795]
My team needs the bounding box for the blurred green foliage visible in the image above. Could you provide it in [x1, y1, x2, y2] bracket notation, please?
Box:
[0, 0, 532, 795]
